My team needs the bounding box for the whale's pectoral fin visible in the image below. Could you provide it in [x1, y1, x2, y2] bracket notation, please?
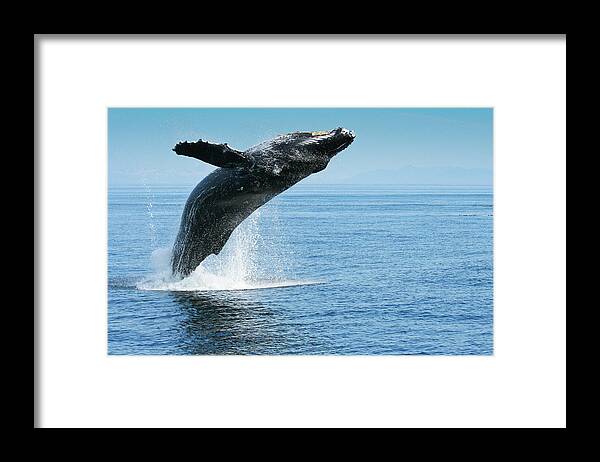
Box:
[173, 139, 251, 169]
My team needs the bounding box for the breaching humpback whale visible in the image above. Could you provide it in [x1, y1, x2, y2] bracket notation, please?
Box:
[170, 127, 355, 277]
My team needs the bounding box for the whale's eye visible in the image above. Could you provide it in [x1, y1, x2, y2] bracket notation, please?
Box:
[311, 131, 329, 136]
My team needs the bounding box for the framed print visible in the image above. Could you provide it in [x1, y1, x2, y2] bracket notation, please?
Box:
[35, 35, 566, 428]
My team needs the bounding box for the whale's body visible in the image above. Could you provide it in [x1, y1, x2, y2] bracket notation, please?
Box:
[171, 128, 355, 277]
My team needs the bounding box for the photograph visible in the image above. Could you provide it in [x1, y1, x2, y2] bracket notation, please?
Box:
[108, 107, 493, 355]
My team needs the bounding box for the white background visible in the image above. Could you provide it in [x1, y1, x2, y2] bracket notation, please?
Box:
[36, 36, 566, 428]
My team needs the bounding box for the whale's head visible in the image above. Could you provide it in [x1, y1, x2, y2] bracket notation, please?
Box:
[248, 127, 355, 175]
[299, 127, 356, 158]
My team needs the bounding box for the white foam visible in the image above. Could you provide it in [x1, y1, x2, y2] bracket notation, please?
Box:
[138, 267, 321, 292]
[136, 211, 322, 292]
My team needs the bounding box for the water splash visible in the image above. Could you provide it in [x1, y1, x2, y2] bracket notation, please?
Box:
[137, 210, 321, 292]
[142, 181, 158, 249]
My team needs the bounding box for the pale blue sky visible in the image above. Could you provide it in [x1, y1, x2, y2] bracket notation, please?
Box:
[108, 108, 492, 186]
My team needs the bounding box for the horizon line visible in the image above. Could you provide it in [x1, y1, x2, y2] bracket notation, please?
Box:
[108, 182, 493, 188]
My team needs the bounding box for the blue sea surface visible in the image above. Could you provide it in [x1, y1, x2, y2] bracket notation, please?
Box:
[108, 184, 493, 355]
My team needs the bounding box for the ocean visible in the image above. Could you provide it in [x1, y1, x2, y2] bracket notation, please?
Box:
[108, 184, 493, 355]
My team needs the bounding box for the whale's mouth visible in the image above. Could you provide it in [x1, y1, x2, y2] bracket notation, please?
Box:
[330, 138, 353, 153]
[296, 127, 355, 157]
[327, 128, 355, 155]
